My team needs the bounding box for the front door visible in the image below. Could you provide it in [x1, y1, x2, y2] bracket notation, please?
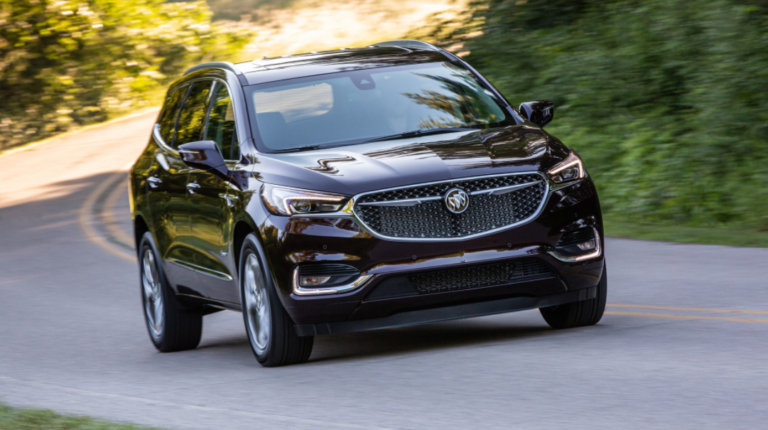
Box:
[185, 81, 242, 304]
[159, 79, 216, 294]
[145, 84, 197, 291]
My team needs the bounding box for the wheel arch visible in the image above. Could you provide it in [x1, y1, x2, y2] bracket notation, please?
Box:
[233, 220, 255, 274]
[134, 214, 150, 257]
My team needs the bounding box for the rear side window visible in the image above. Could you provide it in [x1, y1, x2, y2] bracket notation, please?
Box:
[204, 83, 239, 161]
[157, 86, 187, 145]
[174, 81, 215, 148]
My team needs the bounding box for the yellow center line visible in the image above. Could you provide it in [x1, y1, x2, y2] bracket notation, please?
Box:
[103, 177, 135, 247]
[608, 304, 768, 315]
[605, 311, 768, 323]
[79, 171, 135, 263]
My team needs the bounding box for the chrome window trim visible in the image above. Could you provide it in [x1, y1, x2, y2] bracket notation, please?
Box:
[292, 268, 374, 296]
[154, 76, 245, 160]
[296, 171, 551, 242]
[153, 123, 177, 155]
[547, 227, 602, 263]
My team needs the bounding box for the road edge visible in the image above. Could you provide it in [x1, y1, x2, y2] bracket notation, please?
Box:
[0, 108, 159, 161]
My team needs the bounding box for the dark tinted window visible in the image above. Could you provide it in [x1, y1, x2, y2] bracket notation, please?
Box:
[157, 86, 187, 145]
[204, 83, 239, 160]
[174, 81, 214, 148]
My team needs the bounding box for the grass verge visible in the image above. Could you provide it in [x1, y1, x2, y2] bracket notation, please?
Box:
[605, 216, 768, 248]
[0, 403, 156, 430]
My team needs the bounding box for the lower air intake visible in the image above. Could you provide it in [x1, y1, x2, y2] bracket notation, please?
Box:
[409, 258, 554, 294]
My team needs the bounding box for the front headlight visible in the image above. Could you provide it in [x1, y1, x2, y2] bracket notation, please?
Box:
[547, 151, 586, 184]
[261, 184, 349, 216]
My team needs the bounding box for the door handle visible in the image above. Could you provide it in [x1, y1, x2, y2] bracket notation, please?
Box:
[147, 176, 162, 188]
[218, 193, 238, 207]
[186, 182, 201, 194]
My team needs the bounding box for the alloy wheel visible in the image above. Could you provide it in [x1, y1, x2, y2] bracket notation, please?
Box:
[244, 254, 271, 354]
[142, 249, 164, 341]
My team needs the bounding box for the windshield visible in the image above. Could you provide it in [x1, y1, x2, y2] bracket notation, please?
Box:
[246, 62, 514, 152]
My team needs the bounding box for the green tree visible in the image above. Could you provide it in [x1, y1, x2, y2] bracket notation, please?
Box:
[429, 0, 768, 228]
[0, 0, 252, 149]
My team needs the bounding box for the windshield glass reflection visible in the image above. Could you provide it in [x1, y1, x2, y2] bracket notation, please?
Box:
[248, 62, 513, 152]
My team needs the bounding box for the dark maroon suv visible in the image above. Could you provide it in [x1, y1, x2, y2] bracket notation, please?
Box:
[129, 40, 607, 367]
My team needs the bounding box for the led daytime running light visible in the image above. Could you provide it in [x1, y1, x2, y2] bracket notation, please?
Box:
[547, 152, 585, 183]
[261, 184, 348, 216]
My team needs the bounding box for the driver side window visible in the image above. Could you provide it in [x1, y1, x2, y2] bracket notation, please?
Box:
[174, 81, 215, 149]
[204, 83, 240, 161]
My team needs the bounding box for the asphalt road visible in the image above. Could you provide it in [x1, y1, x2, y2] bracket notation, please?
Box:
[1, 113, 767, 429]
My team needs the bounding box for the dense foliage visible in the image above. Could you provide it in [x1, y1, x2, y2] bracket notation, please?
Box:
[0, 0, 252, 150]
[431, 0, 768, 227]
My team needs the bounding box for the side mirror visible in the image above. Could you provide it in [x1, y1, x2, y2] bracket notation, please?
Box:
[518, 100, 554, 128]
[178, 140, 228, 178]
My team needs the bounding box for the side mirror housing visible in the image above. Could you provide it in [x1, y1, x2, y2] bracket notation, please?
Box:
[178, 140, 228, 178]
[519, 100, 554, 128]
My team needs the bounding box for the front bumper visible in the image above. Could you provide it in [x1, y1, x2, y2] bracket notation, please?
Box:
[260, 178, 604, 333]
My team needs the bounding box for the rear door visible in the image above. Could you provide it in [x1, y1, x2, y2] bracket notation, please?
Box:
[186, 81, 242, 303]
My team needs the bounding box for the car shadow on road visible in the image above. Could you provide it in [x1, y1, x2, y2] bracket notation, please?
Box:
[308, 316, 554, 364]
[196, 312, 560, 365]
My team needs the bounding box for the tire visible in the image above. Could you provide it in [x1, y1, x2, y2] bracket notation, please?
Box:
[239, 233, 313, 367]
[540, 263, 608, 329]
[139, 232, 203, 352]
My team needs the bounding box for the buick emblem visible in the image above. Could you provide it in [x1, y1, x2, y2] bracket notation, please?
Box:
[444, 188, 469, 214]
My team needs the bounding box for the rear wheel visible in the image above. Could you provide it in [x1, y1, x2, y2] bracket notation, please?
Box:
[139, 232, 203, 352]
[240, 234, 313, 367]
[540, 264, 607, 329]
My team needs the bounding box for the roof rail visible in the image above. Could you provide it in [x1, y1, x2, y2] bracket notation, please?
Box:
[183, 61, 242, 76]
[372, 39, 441, 52]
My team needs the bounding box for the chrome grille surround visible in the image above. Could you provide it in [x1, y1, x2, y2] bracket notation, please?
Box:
[352, 172, 549, 240]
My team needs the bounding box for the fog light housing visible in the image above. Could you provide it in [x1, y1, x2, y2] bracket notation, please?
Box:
[576, 239, 596, 251]
[549, 227, 602, 263]
[299, 276, 331, 287]
[293, 264, 374, 296]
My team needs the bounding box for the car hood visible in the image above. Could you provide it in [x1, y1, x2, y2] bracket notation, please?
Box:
[252, 124, 569, 196]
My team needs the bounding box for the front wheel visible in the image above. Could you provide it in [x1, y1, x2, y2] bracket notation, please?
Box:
[240, 234, 313, 367]
[540, 263, 608, 329]
[139, 232, 202, 352]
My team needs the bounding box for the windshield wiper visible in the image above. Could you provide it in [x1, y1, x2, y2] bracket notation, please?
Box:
[272, 144, 323, 153]
[362, 127, 476, 144]
[271, 128, 476, 153]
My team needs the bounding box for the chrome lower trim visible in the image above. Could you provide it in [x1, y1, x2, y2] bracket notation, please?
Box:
[292, 268, 373, 296]
[547, 227, 602, 263]
[167, 258, 234, 281]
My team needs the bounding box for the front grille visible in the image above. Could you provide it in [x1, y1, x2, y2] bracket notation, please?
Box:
[409, 258, 554, 294]
[354, 174, 546, 239]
